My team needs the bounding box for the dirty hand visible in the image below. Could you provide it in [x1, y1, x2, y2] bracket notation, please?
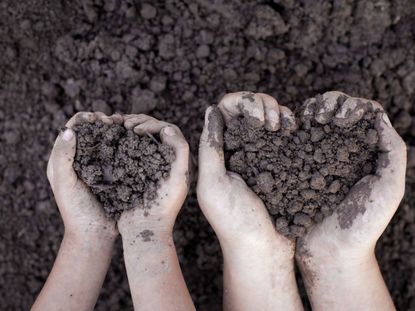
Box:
[117, 114, 190, 239]
[296, 91, 406, 311]
[198, 92, 303, 311]
[47, 112, 121, 240]
[116, 115, 194, 311]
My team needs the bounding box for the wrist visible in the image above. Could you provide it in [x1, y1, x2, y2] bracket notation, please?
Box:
[222, 233, 295, 266]
[62, 230, 116, 253]
[296, 238, 376, 282]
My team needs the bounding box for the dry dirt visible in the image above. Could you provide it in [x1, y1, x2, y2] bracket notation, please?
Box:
[1, 1, 415, 310]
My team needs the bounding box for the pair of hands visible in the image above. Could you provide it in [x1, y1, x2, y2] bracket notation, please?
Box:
[47, 112, 190, 243]
[197, 91, 406, 311]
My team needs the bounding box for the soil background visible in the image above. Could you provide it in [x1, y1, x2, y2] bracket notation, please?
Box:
[1, 1, 414, 310]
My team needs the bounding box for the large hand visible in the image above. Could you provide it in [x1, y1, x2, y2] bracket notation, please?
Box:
[198, 92, 303, 311]
[296, 91, 406, 311]
[47, 111, 120, 239]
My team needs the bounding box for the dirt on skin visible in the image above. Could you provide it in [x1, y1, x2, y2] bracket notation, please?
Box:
[73, 121, 174, 219]
[224, 101, 379, 238]
[1, 1, 415, 310]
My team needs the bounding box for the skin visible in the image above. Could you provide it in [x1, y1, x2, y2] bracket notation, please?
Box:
[197, 92, 303, 311]
[117, 114, 195, 311]
[296, 91, 407, 311]
[32, 112, 120, 311]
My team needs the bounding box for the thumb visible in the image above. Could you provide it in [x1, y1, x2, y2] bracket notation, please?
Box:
[160, 125, 190, 187]
[198, 106, 226, 182]
[48, 128, 78, 190]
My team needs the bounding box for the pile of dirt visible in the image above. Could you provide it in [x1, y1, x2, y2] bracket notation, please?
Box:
[1, 1, 415, 310]
[224, 103, 378, 238]
[73, 121, 174, 219]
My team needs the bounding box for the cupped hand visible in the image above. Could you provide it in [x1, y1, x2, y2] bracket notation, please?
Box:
[117, 114, 190, 238]
[47, 112, 121, 240]
[197, 92, 296, 256]
[296, 91, 407, 263]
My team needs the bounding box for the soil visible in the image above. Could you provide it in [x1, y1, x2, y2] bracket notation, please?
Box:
[1, 1, 415, 310]
[224, 105, 378, 238]
[73, 121, 174, 219]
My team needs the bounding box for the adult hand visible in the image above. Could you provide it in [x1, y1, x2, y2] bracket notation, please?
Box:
[198, 92, 303, 311]
[296, 91, 406, 311]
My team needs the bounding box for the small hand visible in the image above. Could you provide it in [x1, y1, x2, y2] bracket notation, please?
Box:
[47, 112, 121, 240]
[117, 114, 190, 238]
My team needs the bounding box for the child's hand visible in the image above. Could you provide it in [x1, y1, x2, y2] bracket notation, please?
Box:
[117, 114, 190, 240]
[47, 112, 120, 241]
[296, 92, 406, 311]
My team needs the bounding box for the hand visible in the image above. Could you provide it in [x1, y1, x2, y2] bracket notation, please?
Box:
[297, 91, 406, 261]
[198, 92, 303, 311]
[117, 114, 190, 239]
[296, 91, 406, 311]
[47, 111, 121, 240]
[115, 115, 194, 311]
[198, 91, 296, 254]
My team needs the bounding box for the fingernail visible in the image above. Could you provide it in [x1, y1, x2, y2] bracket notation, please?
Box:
[268, 110, 279, 123]
[382, 113, 392, 127]
[163, 126, 176, 136]
[62, 129, 74, 141]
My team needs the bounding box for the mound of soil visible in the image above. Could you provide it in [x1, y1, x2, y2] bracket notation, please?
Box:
[224, 102, 378, 238]
[73, 121, 174, 219]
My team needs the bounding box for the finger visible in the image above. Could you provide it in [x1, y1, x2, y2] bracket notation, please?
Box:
[65, 112, 97, 128]
[48, 128, 78, 190]
[159, 125, 190, 188]
[258, 93, 280, 131]
[301, 97, 317, 123]
[333, 97, 369, 128]
[373, 111, 406, 215]
[280, 105, 297, 132]
[315, 91, 347, 125]
[109, 113, 124, 124]
[94, 112, 113, 125]
[134, 119, 171, 135]
[218, 92, 265, 128]
[198, 106, 226, 182]
[124, 114, 154, 129]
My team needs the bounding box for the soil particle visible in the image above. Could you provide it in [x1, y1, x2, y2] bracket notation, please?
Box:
[224, 96, 379, 238]
[207, 106, 224, 152]
[73, 121, 174, 219]
[139, 230, 154, 242]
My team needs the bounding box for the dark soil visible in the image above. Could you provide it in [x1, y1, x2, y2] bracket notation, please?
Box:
[1, 1, 415, 310]
[73, 120, 174, 219]
[224, 106, 378, 238]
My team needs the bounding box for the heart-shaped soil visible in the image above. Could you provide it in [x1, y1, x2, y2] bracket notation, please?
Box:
[224, 100, 379, 238]
[73, 121, 175, 219]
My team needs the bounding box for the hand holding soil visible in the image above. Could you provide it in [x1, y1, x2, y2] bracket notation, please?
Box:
[197, 93, 303, 311]
[46, 112, 120, 241]
[296, 92, 406, 311]
[116, 114, 190, 238]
